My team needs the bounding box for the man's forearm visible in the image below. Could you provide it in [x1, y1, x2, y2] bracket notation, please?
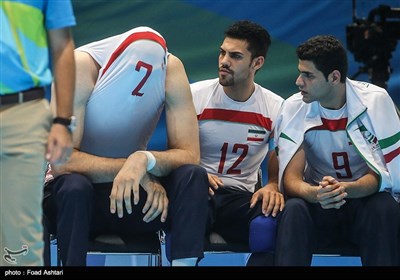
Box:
[148, 148, 199, 177]
[342, 171, 379, 198]
[52, 149, 126, 183]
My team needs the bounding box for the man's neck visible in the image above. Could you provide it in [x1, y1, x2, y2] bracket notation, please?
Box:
[223, 82, 255, 102]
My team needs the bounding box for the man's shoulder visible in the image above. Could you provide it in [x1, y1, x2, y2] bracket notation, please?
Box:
[190, 78, 219, 94]
[347, 79, 389, 98]
[255, 83, 284, 102]
[190, 78, 218, 88]
[347, 79, 393, 107]
[278, 92, 309, 118]
[283, 92, 304, 106]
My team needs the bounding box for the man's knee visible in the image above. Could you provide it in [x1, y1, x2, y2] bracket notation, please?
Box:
[54, 173, 93, 199]
[277, 198, 311, 230]
[366, 192, 400, 220]
[176, 164, 207, 180]
[284, 198, 309, 212]
[172, 164, 208, 194]
[43, 174, 93, 230]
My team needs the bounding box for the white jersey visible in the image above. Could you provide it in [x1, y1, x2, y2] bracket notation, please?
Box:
[191, 78, 284, 192]
[304, 103, 368, 185]
[77, 27, 168, 158]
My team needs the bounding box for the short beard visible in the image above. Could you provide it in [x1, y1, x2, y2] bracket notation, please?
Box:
[219, 75, 234, 87]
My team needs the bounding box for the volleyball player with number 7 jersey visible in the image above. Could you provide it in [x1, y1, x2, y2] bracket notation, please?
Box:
[42, 27, 209, 266]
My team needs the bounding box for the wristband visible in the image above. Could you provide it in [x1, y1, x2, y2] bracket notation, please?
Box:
[139, 151, 156, 171]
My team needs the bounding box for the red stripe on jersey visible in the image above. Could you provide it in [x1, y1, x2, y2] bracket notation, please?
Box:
[309, 118, 348, 131]
[384, 146, 400, 163]
[100, 31, 167, 79]
[198, 108, 272, 131]
[247, 137, 264, 142]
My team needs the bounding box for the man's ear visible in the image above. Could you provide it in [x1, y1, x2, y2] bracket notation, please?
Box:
[330, 70, 341, 84]
[253, 56, 264, 71]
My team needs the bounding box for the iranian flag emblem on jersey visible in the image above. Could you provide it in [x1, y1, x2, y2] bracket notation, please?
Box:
[247, 129, 266, 142]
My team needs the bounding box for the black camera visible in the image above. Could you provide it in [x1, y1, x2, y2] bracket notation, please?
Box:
[346, 5, 400, 89]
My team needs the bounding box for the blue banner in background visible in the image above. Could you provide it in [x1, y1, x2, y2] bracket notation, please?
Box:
[183, 0, 399, 100]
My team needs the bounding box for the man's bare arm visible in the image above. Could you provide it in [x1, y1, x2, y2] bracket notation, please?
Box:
[283, 144, 319, 203]
[45, 27, 75, 165]
[148, 54, 200, 177]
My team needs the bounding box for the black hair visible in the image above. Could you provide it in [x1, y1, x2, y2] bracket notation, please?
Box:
[224, 20, 271, 60]
[296, 35, 348, 82]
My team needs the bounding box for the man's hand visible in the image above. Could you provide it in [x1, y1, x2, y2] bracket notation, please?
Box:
[141, 175, 168, 223]
[110, 152, 147, 218]
[46, 124, 73, 165]
[317, 176, 347, 209]
[207, 173, 224, 196]
[250, 185, 284, 217]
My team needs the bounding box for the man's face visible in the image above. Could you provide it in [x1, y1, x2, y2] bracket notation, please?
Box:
[296, 59, 332, 105]
[218, 37, 253, 87]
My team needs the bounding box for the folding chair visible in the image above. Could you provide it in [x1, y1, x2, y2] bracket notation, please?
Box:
[47, 232, 162, 266]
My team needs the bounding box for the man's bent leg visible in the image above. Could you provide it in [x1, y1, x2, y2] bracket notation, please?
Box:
[43, 174, 94, 266]
[353, 192, 400, 266]
[274, 198, 314, 266]
[161, 164, 209, 265]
